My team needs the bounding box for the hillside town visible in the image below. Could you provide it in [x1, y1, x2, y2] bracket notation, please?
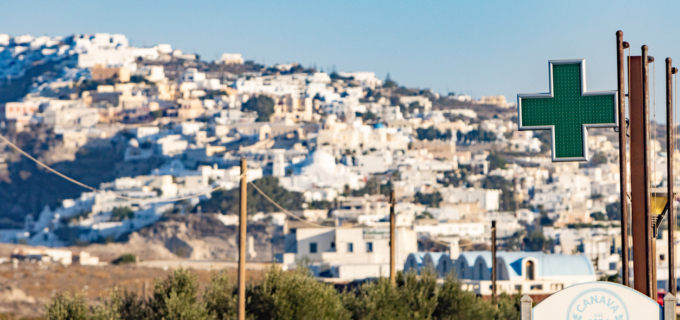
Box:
[0, 32, 672, 298]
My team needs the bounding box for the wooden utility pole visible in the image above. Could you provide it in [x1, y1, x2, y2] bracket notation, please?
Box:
[238, 159, 247, 320]
[491, 220, 497, 304]
[616, 30, 631, 287]
[390, 190, 396, 285]
[629, 47, 654, 298]
[666, 58, 677, 296]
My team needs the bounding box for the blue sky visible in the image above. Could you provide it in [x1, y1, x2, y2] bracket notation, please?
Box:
[2, 0, 680, 120]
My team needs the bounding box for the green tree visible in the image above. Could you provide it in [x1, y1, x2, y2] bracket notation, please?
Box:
[400, 269, 438, 319]
[523, 231, 554, 252]
[112, 253, 137, 265]
[90, 290, 124, 320]
[148, 268, 211, 320]
[432, 275, 498, 320]
[45, 292, 89, 320]
[200, 177, 305, 215]
[204, 271, 237, 320]
[111, 206, 134, 221]
[606, 202, 621, 221]
[360, 111, 377, 122]
[590, 211, 606, 221]
[459, 129, 496, 143]
[505, 231, 525, 252]
[590, 152, 608, 166]
[487, 151, 507, 170]
[440, 169, 469, 187]
[342, 277, 408, 320]
[242, 95, 275, 122]
[109, 290, 150, 320]
[414, 192, 443, 208]
[384, 73, 398, 88]
[415, 126, 451, 141]
[248, 267, 350, 320]
[538, 210, 553, 226]
[40, 267, 526, 320]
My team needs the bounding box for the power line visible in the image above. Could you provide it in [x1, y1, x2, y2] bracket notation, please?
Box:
[250, 181, 461, 249]
[249, 180, 335, 228]
[1, 131, 462, 249]
[0, 133, 238, 203]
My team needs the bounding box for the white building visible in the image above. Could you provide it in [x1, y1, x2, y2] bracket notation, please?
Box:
[219, 53, 244, 65]
[135, 126, 160, 139]
[399, 96, 432, 111]
[281, 225, 417, 280]
[406, 251, 596, 296]
[337, 72, 383, 89]
[413, 220, 485, 238]
[279, 150, 364, 192]
[440, 187, 501, 212]
[3, 101, 39, 123]
[154, 135, 189, 156]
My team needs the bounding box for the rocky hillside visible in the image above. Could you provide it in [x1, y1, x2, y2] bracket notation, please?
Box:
[84, 213, 282, 262]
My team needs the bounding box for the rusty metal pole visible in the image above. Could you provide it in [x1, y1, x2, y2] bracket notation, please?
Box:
[390, 190, 396, 285]
[642, 46, 655, 298]
[492, 220, 497, 303]
[667, 59, 677, 296]
[238, 158, 247, 320]
[630, 48, 654, 297]
[616, 30, 631, 287]
[630, 54, 649, 296]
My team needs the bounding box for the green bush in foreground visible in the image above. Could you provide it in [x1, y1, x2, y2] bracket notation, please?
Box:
[111, 254, 137, 265]
[44, 267, 520, 320]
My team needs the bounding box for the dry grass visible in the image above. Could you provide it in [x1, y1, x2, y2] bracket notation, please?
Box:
[0, 262, 266, 318]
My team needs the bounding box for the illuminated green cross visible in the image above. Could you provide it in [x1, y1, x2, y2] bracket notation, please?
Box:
[518, 60, 618, 162]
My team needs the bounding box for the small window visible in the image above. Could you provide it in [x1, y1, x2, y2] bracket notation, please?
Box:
[530, 284, 543, 291]
[526, 261, 535, 280]
[310, 242, 317, 253]
[366, 242, 373, 252]
[514, 285, 522, 292]
[661, 254, 666, 261]
[347, 243, 354, 253]
[330, 241, 335, 249]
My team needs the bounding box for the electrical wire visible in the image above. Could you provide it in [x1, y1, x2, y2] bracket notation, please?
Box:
[249, 180, 469, 249]
[1, 132, 477, 250]
[248, 180, 337, 228]
[0, 133, 239, 203]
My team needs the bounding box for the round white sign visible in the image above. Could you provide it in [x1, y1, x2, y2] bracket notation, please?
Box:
[566, 289, 629, 320]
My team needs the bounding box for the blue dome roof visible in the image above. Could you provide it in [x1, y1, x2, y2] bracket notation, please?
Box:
[374, 123, 385, 129]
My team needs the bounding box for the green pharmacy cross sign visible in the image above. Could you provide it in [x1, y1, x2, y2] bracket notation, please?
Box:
[518, 59, 618, 161]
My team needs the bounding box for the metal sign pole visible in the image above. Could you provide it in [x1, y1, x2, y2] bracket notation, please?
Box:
[616, 30, 631, 287]
[666, 59, 677, 297]
[390, 190, 396, 285]
[642, 46, 655, 298]
[630, 50, 654, 297]
[492, 220, 497, 304]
